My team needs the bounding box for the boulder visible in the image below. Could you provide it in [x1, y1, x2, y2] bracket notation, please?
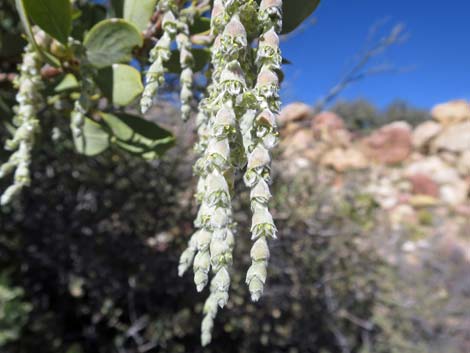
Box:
[431, 121, 470, 153]
[440, 181, 469, 206]
[278, 103, 314, 127]
[320, 147, 368, 172]
[457, 150, 470, 176]
[431, 100, 470, 125]
[405, 156, 460, 185]
[361, 121, 413, 165]
[282, 128, 314, 157]
[407, 173, 439, 197]
[412, 120, 442, 149]
[312, 111, 345, 133]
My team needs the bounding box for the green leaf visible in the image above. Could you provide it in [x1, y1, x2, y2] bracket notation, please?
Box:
[282, 0, 321, 34]
[73, 117, 110, 156]
[123, 0, 158, 32]
[71, 3, 107, 41]
[95, 64, 143, 106]
[23, 0, 72, 45]
[166, 48, 210, 74]
[54, 74, 79, 92]
[100, 112, 175, 159]
[84, 19, 143, 69]
[15, 0, 60, 67]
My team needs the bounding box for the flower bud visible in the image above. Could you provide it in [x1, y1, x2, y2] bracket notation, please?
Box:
[212, 267, 230, 292]
[246, 262, 268, 284]
[195, 229, 212, 251]
[248, 145, 271, 169]
[250, 237, 270, 261]
[260, 0, 283, 11]
[248, 277, 264, 302]
[250, 178, 272, 204]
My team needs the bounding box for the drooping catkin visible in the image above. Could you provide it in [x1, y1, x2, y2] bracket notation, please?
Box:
[0, 44, 43, 205]
[140, 1, 178, 114]
[176, 0, 284, 345]
[243, 0, 282, 302]
[176, 17, 195, 121]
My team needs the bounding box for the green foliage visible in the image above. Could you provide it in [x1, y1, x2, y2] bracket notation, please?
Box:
[95, 64, 143, 106]
[101, 112, 175, 159]
[282, 0, 321, 34]
[73, 117, 110, 156]
[331, 99, 431, 131]
[83, 19, 143, 69]
[0, 274, 31, 347]
[123, 0, 159, 32]
[22, 0, 72, 45]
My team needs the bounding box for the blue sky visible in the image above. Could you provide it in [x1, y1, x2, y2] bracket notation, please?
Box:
[281, 0, 470, 109]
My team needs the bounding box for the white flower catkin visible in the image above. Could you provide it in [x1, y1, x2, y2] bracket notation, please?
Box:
[0, 44, 43, 206]
[70, 48, 95, 145]
[141, 1, 178, 114]
[243, 0, 282, 302]
[176, 17, 195, 121]
[174, 0, 283, 345]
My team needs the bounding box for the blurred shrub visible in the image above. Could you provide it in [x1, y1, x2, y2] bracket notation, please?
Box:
[0, 115, 430, 352]
[0, 273, 31, 347]
[331, 99, 430, 132]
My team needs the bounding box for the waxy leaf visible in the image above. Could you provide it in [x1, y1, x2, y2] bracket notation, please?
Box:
[100, 113, 175, 160]
[54, 74, 79, 92]
[23, 0, 72, 44]
[84, 19, 143, 69]
[95, 64, 143, 106]
[282, 0, 321, 34]
[73, 117, 110, 156]
[124, 0, 158, 32]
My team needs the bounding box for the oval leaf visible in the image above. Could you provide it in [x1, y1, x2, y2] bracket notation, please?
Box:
[84, 19, 143, 69]
[95, 64, 143, 106]
[100, 112, 175, 159]
[54, 73, 79, 92]
[282, 0, 321, 34]
[73, 117, 110, 156]
[23, 0, 72, 44]
[124, 0, 158, 32]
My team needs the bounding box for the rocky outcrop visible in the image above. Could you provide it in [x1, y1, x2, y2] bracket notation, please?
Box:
[277, 99, 470, 220]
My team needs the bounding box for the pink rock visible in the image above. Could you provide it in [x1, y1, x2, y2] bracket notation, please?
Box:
[361, 121, 413, 165]
[407, 173, 440, 197]
[312, 111, 345, 134]
[278, 103, 314, 127]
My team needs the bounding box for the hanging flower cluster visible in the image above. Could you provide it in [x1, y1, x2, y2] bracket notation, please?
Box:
[70, 41, 96, 145]
[0, 44, 43, 206]
[138, 0, 283, 346]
